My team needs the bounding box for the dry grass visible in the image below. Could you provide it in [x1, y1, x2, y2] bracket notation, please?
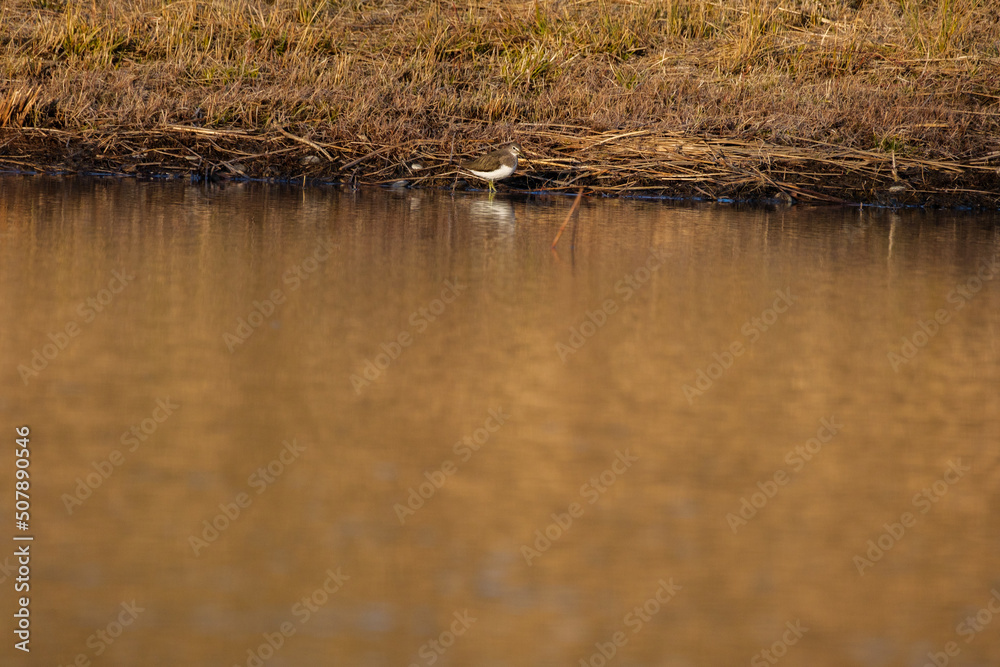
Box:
[1, 0, 999, 204]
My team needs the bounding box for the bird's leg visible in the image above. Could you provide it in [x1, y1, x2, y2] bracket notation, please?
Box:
[488, 181, 496, 194]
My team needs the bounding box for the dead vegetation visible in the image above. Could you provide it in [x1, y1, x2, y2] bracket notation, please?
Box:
[1, 0, 999, 205]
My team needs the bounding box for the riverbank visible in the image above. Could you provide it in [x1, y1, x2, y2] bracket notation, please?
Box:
[2, 0, 999, 206]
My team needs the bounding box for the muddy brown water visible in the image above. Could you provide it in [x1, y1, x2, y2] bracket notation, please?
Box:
[1, 176, 999, 666]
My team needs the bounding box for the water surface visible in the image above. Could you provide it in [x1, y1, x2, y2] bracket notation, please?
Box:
[1, 177, 999, 666]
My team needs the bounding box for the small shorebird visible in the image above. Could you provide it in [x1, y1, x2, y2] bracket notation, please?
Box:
[461, 143, 522, 193]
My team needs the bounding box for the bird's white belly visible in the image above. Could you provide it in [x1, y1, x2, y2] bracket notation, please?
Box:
[469, 163, 515, 182]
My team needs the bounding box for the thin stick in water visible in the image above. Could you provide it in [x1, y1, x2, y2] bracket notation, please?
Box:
[551, 188, 583, 250]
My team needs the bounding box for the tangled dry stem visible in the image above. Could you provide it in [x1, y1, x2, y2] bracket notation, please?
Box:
[1, 0, 999, 205]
